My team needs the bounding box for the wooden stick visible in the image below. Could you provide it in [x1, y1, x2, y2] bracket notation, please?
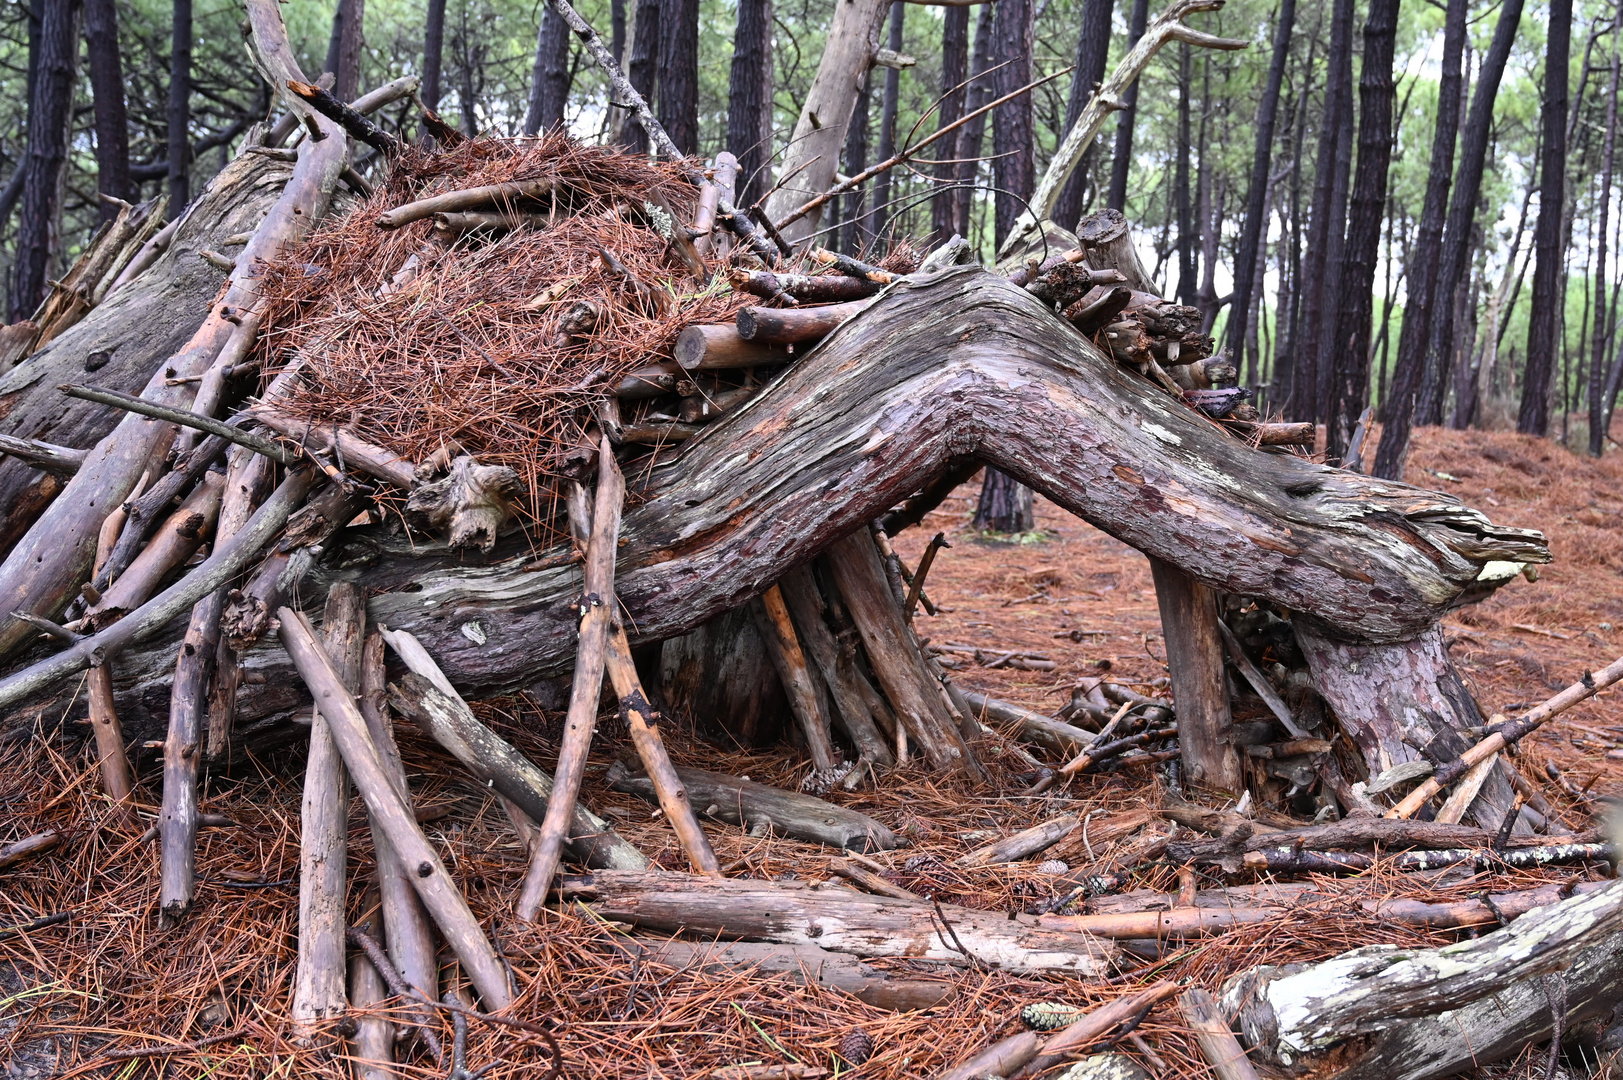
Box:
[902, 532, 948, 621]
[751, 585, 839, 772]
[251, 406, 417, 490]
[0, 433, 85, 476]
[1434, 751, 1499, 826]
[92, 471, 224, 621]
[0, 830, 61, 870]
[827, 856, 919, 900]
[1178, 987, 1260, 1080]
[604, 624, 723, 876]
[357, 631, 438, 1006]
[1388, 653, 1623, 819]
[346, 894, 395, 1080]
[57, 384, 294, 464]
[1216, 619, 1309, 737]
[736, 301, 868, 344]
[291, 583, 364, 1033]
[376, 179, 556, 230]
[287, 79, 400, 155]
[961, 691, 1098, 756]
[86, 665, 134, 806]
[941, 981, 1180, 1080]
[1150, 556, 1240, 792]
[277, 607, 511, 1009]
[954, 815, 1080, 867]
[517, 435, 624, 919]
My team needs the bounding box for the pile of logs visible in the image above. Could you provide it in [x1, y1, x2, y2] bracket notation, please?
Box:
[0, 0, 1619, 1076]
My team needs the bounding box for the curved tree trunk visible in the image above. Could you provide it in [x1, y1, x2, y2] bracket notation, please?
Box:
[38, 268, 1548, 767]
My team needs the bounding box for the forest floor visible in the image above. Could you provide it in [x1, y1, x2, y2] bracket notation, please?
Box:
[0, 425, 1618, 1079]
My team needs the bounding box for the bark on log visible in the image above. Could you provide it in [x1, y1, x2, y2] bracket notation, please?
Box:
[1221, 879, 1623, 1080]
[735, 302, 869, 344]
[1179, 987, 1260, 1080]
[620, 938, 955, 1010]
[750, 586, 838, 772]
[955, 815, 1079, 867]
[558, 871, 1121, 975]
[1296, 624, 1521, 831]
[1150, 557, 1241, 793]
[0, 0, 348, 663]
[660, 608, 789, 747]
[27, 269, 1548, 760]
[775, 566, 894, 766]
[0, 830, 61, 869]
[672, 324, 791, 370]
[607, 762, 897, 851]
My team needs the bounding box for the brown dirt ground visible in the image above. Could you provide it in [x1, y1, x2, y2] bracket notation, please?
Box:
[0, 426, 1618, 1079]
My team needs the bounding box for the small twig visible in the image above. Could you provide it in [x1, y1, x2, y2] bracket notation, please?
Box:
[287, 79, 401, 155]
[58, 384, 293, 464]
[0, 911, 72, 942]
[101, 1028, 249, 1062]
[8, 610, 80, 644]
[904, 532, 949, 622]
[929, 897, 984, 970]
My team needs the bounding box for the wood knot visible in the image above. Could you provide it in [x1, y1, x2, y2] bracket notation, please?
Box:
[416, 861, 433, 877]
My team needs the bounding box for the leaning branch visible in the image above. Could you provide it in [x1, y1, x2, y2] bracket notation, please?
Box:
[58, 385, 293, 464]
[1002, 0, 1247, 258]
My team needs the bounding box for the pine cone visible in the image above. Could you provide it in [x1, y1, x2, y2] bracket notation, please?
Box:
[1038, 859, 1069, 874]
[837, 1030, 875, 1065]
[1021, 1002, 1086, 1031]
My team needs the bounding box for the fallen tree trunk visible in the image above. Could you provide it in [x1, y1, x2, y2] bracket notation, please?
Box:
[559, 870, 1121, 975]
[1222, 879, 1623, 1080]
[19, 269, 1548, 777]
[618, 938, 955, 1010]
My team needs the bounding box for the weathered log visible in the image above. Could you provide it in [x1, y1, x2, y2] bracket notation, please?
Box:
[404, 455, 524, 552]
[750, 585, 838, 772]
[559, 871, 1121, 975]
[358, 632, 439, 1007]
[827, 856, 918, 900]
[291, 583, 363, 1033]
[1149, 557, 1240, 793]
[660, 608, 789, 747]
[1167, 816, 1536, 861]
[251, 407, 417, 490]
[775, 566, 894, 766]
[1226, 841, 1615, 876]
[677, 386, 757, 424]
[0, 0, 347, 663]
[277, 608, 512, 1009]
[607, 762, 896, 852]
[611, 362, 682, 400]
[735, 302, 868, 345]
[943, 982, 1181, 1080]
[1297, 625, 1521, 831]
[386, 670, 645, 871]
[31, 269, 1549, 759]
[1179, 988, 1260, 1080]
[346, 898, 394, 1080]
[825, 530, 975, 773]
[626, 938, 954, 1010]
[732, 271, 885, 304]
[955, 815, 1079, 867]
[1222, 879, 1623, 1080]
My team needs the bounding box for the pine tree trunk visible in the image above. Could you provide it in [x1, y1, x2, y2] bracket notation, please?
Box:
[7, 0, 80, 321]
[83, 0, 131, 215]
[1292, 0, 1354, 424]
[611, 0, 627, 65]
[973, 469, 1034, 534]
[623, 0, 660, 153]
[1415, 0, 1525, 427]
[657, 0, 700, 154]
[726, 0, 774, 208]
[1589, 11, 1621, 457]
[870, 2, 904, 241]
[1269, 32, 1315, 409]
[524, 4, 573, 134]
[1325, 0, 1398, 461]
[1104, 0, 1149, 213]
[1371, 0, 1466, 476]
[324, 0, 366, 103]
[954, 3, 997, 241]
[1310, 16, 1355, 426]
[1225, 0, 1295, 360]
[1174, 43, 1196, 305]
[167, 0, 192, 215]
[423, 0, 446, 111]
[931, 5, 970, 243]
[1052, 0, 1116, 231]
[1518, 0, 1571, 437]
[841, 85, 871, 254]
[990, 0, 1034, 248]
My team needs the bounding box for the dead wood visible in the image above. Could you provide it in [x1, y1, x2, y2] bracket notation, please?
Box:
[291, 583, 362, 1031]
[358, 632, 439, 1008]
[404, 455, 524, 552]
[0, 434, 85, 476]
[277, 607, 512, 1009]
[750, 585, 838, 773]
[735, 302, 868, 344]
[620, 938, 954, 1011]
[0, 0, 347, 663]
[383, 651, 644, 871]
[731, 270, 884, 303]
[775, 566, 894, 766]
[58, 385, 293, 467]
[1179, 988, 1260, 1080]
[251, 407, 417, 490]
[607, 762, 897, 851]
[375, 179, 556, 230]
[558, 870, 1121, 975]
[287, 79, 401, 156]
[346, 899, 394, 1079]
[1223, 879, 1623, 1080]
[942, 981, 1180, 1080]
[1224, 840, 1614, 876]
[962, 691, 1098, 756]
[30, 269, 1549, 764]
[0, 830, 61, 869]
[955, 815, 1079, 867]
[826, 856, 918, 900]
